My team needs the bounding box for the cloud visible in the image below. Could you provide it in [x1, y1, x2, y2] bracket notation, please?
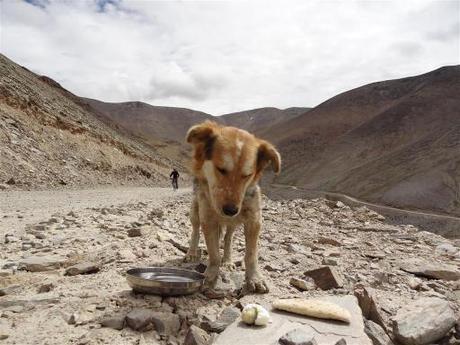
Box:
[1, 0, 459, 114]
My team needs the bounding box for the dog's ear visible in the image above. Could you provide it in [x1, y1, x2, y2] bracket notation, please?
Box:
[256, 140, 281, 175]
[186, 121, 217, 144]
[186, 121, 218, 161]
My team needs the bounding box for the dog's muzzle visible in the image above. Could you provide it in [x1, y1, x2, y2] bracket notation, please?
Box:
[222, 204, 239, 217]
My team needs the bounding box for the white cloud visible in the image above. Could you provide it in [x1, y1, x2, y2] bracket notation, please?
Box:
[1, 0, 459, 114]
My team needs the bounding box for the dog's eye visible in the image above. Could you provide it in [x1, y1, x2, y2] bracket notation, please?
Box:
[217, 167, 227, 175]
[242, 173, 253, 179]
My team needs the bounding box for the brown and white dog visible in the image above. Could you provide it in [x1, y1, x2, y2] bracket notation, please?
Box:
[184, 121, 280, 293]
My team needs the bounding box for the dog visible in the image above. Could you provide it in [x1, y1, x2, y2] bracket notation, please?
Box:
[184, 121, 281, 293]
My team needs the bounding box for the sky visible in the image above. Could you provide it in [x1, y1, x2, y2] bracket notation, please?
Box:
[1, 0, 459, 115]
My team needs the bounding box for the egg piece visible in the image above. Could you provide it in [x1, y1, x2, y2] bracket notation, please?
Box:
[241, 304, 270, 326]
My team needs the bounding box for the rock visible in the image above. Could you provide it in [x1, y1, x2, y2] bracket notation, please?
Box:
[335, 339, 347, 345]
[65, 262, 100, 276]
[354, 285, 386, 329]
[392, 297, 456, 345]
[0, 183, 8, 190]
[100, 314, 126, 330]
[435, 243, 459, 256]
[0, 284, 21, 296]
[4, 305, 24, 313]
[0, 270, 11, 277]
[66, 313, 78, 325]
[37, 283, 54, 293]
[184, 325, 210, 345]
[167, 238, 188, 253]
[151, 311, 180, 335]
[21, 243, 33, 251]
[2, 262, 17, 270]
[18, 255, 68, 272]
[125, 308, 180, 335]
[365, 320, 394, 345]
[0, 332, 9, 340]
[399, 258, 460, 281]
[407, 277, 422, 290]
[149, 208, 164, 218]
[279, 329, 317, 345]
[6, 178, 15, 185]
[126, 308, 155, 331]
[304, 266, 344, 290]
[127, 228, 142, 237]
[322, 257, 338, 266]
[290, 277, 316, 291]
[202, 307, 240, 333]
[117, 249, 136, 262]
[317, 236, 341, 246]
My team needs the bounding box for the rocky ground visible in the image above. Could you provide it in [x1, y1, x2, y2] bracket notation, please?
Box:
[0, 187, 459, 345]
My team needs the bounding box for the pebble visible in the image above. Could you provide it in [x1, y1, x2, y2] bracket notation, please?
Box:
[279, 329, 317, 345]
[290, 277, 316, 291]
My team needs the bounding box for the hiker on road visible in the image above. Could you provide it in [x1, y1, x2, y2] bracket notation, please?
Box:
[170, 168, 179, 190]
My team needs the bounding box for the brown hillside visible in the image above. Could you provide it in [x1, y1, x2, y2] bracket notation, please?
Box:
[264, 66, 460, 216]
[0, 54, 175, 189]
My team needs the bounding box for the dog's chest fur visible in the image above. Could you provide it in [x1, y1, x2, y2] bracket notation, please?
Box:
[194, 178, 262, 226]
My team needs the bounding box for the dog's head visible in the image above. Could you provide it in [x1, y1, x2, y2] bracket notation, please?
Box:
[187, 121, 281, 218]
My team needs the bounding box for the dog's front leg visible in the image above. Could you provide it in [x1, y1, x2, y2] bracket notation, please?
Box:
[243, 219, 269, 293]
[184, 199, 201, 262]
[202, 221, 220, 290]
[222, 225, 236, 270]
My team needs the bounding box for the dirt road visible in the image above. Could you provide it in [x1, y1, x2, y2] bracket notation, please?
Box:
[0, 187, 189, 237]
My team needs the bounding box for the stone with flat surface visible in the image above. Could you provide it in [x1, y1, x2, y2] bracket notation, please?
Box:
[304, 266, 344, 290]
[18, 255, 68, 272]
[398, 258, 460, 281]
[214, 295, 371, 345]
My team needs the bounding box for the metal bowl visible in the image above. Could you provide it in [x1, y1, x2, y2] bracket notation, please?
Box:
[126, 267, 204, 296]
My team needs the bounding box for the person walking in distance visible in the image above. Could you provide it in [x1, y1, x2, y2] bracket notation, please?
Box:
[170, 168, 179, 190]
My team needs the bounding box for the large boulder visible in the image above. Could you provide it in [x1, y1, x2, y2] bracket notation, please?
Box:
[398, 258, 460, 281]
[392, 297, 455, 345]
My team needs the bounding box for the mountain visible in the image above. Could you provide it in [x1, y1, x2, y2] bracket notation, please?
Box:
[221, 107, 310, 134]
[81, 102, 308, 166]
[264, 66, 460, 216]
[81, 98, 216, 167]
[83, 99, 213, 144]
[0, 54, 176, 189]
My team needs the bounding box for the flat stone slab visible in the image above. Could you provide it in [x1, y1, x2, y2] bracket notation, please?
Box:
[215, 295, 371, 345]
[399, 258, 460, 281]
[18, 256, 68, 272]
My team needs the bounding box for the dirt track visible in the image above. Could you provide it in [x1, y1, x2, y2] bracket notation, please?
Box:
[0, 187, 189, 238]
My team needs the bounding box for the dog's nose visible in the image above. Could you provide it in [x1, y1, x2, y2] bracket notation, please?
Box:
[222, 204, 239, 216]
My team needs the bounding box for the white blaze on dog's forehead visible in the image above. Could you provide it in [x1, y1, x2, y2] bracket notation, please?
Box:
[202, 161, 216, 186]
[242, 157, 255, 176]
[222, 153, 234, 171]
[235, 139, 244, 158]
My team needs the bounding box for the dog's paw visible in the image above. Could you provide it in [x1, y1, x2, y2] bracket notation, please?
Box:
[202, 265, 219, 289]
[244, 273, 269, 294]
[221, 260, 236, 271]
[184, 249, 201, 263]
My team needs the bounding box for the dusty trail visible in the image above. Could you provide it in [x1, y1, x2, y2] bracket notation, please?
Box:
[0, 187, 189, 237]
